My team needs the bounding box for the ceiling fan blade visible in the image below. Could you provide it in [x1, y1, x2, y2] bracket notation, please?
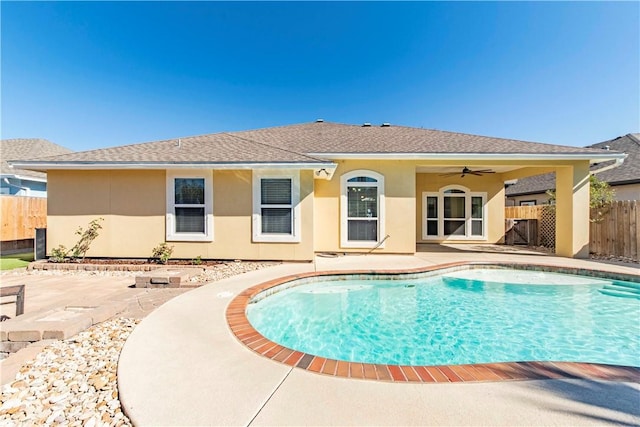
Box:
[439, 172, 461, 177]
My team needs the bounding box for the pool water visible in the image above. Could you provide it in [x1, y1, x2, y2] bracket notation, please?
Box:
[246, 269, 640, 367]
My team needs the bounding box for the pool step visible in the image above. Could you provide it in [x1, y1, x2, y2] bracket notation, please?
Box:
[599, 282, 640, 299]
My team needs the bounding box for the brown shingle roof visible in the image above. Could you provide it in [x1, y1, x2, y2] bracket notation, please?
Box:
[17, 132, 326, 164]
[236, 122, 612, 154]
[506, 133, 640, 196]
[11, 122, 623, 167]
[1, 138, 72, 179]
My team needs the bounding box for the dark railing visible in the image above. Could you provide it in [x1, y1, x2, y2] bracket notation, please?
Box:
[0, 284, 25, 320]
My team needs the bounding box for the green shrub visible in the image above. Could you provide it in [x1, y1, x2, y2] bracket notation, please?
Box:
[70, 218, 104, 261]
[49, 218, 104, 263]
[50, 245, 69, 263]
[151, 243, 174, 264]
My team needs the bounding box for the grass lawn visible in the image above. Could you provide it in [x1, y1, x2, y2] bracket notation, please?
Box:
[0, 252, 34, 270]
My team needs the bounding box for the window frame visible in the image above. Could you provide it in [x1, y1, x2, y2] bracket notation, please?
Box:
[519, 200, 536, 206]
[252, 170, 301, 243]
[340, 170, 385, 249]
[166, 170, 214, 242]
[422, 185, 487, 241]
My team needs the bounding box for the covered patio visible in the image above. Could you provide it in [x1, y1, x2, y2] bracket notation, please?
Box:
[415, 159, 596, 258]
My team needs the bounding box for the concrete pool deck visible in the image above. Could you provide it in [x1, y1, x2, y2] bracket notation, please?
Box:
[118, 247, 640, 426]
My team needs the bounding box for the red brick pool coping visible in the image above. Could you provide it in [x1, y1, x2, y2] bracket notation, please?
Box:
[226, 261, 640, 383]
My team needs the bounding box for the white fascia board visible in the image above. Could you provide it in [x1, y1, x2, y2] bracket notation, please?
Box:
[0, 173, 47, 183]
[306, 152, 628, 164]
[8, 161, 338, 172]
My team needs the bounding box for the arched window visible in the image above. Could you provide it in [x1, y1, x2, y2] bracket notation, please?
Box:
[340, 170, 385, 248]
[423, 185, 486, 240]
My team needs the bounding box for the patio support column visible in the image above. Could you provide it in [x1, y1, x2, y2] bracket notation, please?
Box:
[555, 161, 590, 258]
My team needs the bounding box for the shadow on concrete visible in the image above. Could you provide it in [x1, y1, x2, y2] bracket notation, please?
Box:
[416, 243, 550, 256]
[521, 379, 640, 424]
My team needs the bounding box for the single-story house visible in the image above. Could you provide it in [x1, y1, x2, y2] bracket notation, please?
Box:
[1, 138, 72, 197]
[10, 121, 626, 260]
[506, 133, 640, 206]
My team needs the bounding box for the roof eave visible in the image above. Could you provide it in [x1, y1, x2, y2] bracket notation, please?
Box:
[7, 161, 339, 180]
[307, 152, 628, 163]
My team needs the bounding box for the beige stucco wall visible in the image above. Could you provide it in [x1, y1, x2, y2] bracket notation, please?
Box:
[47, 169, 315, 261]
[47, 159, 596, 260]
[415, 173, 506, 244]
[47, 170, 166, 258]
[314, 160, 417, 254]
[613, 183, 640, 201]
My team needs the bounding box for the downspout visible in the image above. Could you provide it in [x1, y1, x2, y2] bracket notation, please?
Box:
[590, 156, 626, 176]
[2, 178, 31, 196]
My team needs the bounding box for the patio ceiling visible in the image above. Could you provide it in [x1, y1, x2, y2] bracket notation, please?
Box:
[416, 165, 523, 174]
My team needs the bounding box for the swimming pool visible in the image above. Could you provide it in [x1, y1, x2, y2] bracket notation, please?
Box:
[246, 268, 640, 367]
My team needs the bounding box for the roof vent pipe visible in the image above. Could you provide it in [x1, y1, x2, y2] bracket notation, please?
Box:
[362, 122, 371, 127]
[316, 118, 324, 123]
[381, 123, 391, 127]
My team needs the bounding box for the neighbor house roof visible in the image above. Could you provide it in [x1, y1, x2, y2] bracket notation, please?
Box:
[506, 133, 640, 196]
[1, 138, 72, 180]
[9, 122, 626, 172]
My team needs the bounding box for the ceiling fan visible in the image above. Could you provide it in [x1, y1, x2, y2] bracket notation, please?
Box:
[440, 167, 496, 178]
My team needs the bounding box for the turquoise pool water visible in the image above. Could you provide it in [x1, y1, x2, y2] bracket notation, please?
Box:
[246, 269, 640, 367]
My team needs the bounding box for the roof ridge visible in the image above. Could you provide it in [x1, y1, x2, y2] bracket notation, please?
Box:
[626, 133, 640, 146]
[221, 132, 327, 163]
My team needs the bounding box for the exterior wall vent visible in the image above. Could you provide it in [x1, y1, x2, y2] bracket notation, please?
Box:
[362, 122, 371, 127]
[316, 118, 324, 123]
[381, 123, 391, 127]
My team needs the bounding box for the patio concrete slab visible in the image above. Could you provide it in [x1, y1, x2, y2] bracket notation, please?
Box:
[0, 273, 141, 318]
[118, 263, 312, 426]
[118, 251, 640, 426]
[252, 369, 639, 426]
[0, 270, 190, 384]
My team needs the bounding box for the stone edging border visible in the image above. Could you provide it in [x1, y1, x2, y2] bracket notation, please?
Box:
[226, 261, 640, 383]
[27, 260, 208, 272]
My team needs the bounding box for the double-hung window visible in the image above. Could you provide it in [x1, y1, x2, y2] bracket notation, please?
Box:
[166, 170, 213, 241]
[422, 186, 486, 240]
[340, 170, 385, 248]
[252, 170, 301, 242]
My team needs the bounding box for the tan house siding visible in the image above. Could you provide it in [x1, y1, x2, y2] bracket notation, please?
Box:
[415, 173, 506, 244]
[48, 170, 166, 258]
[613, 183, 640, 201]
[314, 160, 416, 254]
[47, 169, 315, 261]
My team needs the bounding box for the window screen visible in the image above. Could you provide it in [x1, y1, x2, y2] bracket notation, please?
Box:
[174, 178, 206, 235]
[260, 178, 293, 234]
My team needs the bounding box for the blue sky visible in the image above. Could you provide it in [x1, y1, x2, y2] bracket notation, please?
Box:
[1, 1, 638, 152]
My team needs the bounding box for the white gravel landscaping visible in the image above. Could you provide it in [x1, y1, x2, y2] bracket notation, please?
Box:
[0, 261, 278, 425]
[0, 318, 138, 426]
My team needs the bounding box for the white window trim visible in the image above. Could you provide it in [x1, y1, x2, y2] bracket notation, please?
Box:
[252, 170, 301, 243]
[166, 170, 213, 242]
[340, 170, 385, 249]
[422, 185, 487, 241]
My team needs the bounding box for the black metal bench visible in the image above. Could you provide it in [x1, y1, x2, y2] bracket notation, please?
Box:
[0, 285, 25, 320]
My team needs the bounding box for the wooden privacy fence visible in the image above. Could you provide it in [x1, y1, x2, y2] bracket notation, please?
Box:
[505, 201, 639, 261]
[504, 205, 555, 249]
[0, 196, 47, 242]
[504, 205, 543, 220]
[590, 200, 639, 261]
